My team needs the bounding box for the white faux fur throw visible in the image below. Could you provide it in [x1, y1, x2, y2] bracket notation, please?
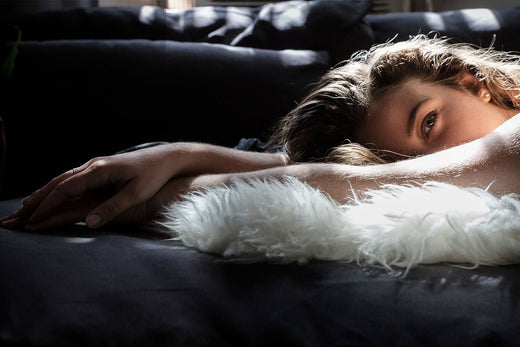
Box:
[156, 177, 520, 272]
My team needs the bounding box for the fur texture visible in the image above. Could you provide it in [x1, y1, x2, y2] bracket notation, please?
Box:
[156, 177, 520, 272]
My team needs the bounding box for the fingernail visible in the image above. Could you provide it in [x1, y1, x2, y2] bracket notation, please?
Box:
[1, 218, 16, 227]
[86, 214, 102, 228]
[2, 218, 26, 229]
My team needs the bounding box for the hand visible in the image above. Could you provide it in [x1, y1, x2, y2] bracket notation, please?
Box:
[0, 141, 289, 231]
[1, 144, 179, 230]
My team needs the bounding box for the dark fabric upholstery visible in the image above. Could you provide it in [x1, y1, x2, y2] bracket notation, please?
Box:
[1, 199, 520, 346]
[2, 2, 520, 346]
[1, 39, 327, 198]
[1, 0, 374, 63]
[366, 7, 520, 51]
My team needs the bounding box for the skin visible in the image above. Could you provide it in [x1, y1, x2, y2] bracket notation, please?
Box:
[0, 143, 287, 230]
[1, 77, 520, 231]
[355, 76, 518, 160]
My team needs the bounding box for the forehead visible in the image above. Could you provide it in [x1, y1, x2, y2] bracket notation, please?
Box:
[371, 78, 426, 107]
[353, 78, 431, 157]
[359, 80, 422, 131]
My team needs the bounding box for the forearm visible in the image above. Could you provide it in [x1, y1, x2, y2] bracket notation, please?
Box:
[331, 114, 520, 200]
[367, 113, 520, 196]
[148, 115, 520, 214]
[207, 117, 520, 202]
[159, 142, 287, 177]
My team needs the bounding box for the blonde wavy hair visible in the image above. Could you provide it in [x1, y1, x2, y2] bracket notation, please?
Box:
[268, 35, 520, 165]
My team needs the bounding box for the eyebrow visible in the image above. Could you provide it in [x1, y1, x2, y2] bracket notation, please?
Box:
[407, 98, 430, 136]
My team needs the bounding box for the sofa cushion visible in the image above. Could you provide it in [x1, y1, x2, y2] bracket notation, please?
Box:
[224, 0, 374, 63]
[1, 0, 374, 63]
[366, 7, 520, 51]
[1, 198, 520, 346]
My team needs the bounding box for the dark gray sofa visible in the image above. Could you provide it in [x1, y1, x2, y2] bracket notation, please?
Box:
[1, 1, 520, 345]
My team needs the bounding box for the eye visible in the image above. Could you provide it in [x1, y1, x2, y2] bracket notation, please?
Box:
[423, 112, 437, 138]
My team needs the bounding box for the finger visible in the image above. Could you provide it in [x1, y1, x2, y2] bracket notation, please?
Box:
[28, 165, 111, 224]
[17, 171, 75, 219]
[6, 191, 47, 221]
[1, 202, 29, 227]
[24, 192, 101, 231]
[0, 216, 27, 229]
[25, 207, 88, 231]
[21, 160, 93, 214]
[22, 192, 35, 205]
[0, 204, 29, 224]
[85, 180, 144, 228]
[0, 210, 20, 223]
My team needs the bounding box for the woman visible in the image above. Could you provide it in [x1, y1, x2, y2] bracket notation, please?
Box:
[2, 35, 520, 230]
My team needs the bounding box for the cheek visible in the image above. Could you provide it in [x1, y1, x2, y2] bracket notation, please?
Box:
[470, 111, 508, 137]
[442, 113, 505, 147]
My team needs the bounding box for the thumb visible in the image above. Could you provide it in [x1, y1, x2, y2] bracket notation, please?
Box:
[86, 183, 142, 228]
[85, 212, 105, 229]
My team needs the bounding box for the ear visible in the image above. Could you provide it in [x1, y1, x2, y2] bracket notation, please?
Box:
[457, 72, 491, 102]
[478, 89, 492, 102]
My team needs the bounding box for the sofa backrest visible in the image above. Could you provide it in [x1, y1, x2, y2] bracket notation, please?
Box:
[366, 7, 520, 52]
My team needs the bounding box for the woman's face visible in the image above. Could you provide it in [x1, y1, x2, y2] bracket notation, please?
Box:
[354, 78, 517, 159]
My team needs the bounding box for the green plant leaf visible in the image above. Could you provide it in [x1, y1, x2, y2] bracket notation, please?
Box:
[1, 28, 21, 82]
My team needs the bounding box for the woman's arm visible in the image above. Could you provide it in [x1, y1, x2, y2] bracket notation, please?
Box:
[4, 114, 520, 230]
[1, 142, 287, 229]
[145, 113, 520, 216]
[233, 113, 520, 202]
[152, 142, 287, 177]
